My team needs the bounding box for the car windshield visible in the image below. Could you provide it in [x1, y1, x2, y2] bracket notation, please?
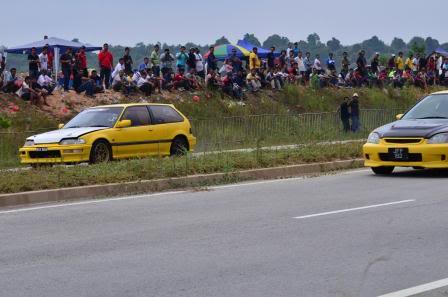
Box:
[403, 95, 448, 120]
[64, 107, 123, 128]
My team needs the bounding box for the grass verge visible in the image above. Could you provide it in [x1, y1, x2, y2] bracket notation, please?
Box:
[0, 142, 362, 194]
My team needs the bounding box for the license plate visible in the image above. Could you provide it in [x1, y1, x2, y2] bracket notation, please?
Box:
[36, 147, 48, 152]
[389, 148, 409, 160]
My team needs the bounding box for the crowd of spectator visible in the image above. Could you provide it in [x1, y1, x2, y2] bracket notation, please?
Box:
[1, 41, 448, 105]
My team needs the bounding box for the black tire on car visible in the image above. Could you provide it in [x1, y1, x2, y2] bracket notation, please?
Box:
[89, 140, 112, 164]
[371, 166, 395, 175]
[170, 136, 188, 156]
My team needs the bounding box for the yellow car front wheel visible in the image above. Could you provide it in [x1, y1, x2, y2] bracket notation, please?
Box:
[89, 140, 112, 164]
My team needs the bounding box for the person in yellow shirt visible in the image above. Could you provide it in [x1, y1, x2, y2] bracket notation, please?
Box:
[405, 54, 414, 70]
[249, 47, 261, 71]
[395, 52, 404, 71]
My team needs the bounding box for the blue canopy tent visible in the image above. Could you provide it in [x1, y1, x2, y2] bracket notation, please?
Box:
[236, 40, 279, 59]
[5, 37, 101, 78]
[432, 47, 448, 58]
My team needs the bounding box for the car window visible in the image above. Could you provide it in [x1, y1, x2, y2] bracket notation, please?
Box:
[403, 95, 448, 119]
[121, 106, 151, 127]
[149, 105, 184, 124]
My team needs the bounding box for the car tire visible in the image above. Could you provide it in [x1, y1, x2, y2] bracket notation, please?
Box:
[89, 140, 112, 164]
[371, 166, 395, 175]
[170, 136, 188, 156]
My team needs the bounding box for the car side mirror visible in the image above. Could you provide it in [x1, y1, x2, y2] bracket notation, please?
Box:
[58, 123, 65, 129]
[396, 114, 404, 120]
[115, 120, 131, 128]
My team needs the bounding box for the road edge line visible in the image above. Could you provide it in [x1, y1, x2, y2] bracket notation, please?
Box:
[0, 159, 364, 208]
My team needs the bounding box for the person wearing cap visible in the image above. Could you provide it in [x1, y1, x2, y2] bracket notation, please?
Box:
[349, 93, 360, 132]
[387, 54, 396, 69]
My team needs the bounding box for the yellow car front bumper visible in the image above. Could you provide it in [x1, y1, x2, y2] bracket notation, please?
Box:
[363, 140, 448, 168]
[19, 144, 91, 164]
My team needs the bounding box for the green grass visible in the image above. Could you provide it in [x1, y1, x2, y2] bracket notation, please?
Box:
[0, 142, 363, 194]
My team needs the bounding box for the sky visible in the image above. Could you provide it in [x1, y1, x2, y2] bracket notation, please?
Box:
[2, 0, 447, 47]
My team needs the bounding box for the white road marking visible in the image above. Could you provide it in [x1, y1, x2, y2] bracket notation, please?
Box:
[294, 200, 415, 219]
[0, 168, 365, 215]
[378, 277, 448, 297]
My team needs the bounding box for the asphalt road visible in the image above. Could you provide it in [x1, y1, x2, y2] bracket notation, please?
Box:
[1, 168, 448, 297]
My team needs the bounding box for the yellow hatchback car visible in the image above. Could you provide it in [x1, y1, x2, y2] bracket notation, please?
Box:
[364, 91, 448, 174]
[20, 103, 196, 165]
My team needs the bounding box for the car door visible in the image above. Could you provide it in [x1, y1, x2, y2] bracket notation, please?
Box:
[111, 106, 153, 158]
[147, 105, 186, 156]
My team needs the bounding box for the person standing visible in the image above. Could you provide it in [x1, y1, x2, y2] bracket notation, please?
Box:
[206, 46, 217, 72]
[175, 46, 188, 73]
[370, 52, 380, 74]
[395, 52, 404, 73]
[349, 93, 360, 132]
[194, 48, 205, 78]
[304, 52, 313, 81]
[341, 52, 350, 77]
[160, 48, 175, 76]
[98, 43, 113, 89]
[356, 50, 367, 77]
[38, 46, 49, 74]
[60, 47, 73, 92]
[28, 47, 40, 78]
[339, 97, 351, 132]
[249, 47, 261, 72]
[73, 46, 87, 92]
[123, 47, 133, 75]
[150, 44, 161, 77]
[326, 53, 336, 72]
[266, 47, 276, 71]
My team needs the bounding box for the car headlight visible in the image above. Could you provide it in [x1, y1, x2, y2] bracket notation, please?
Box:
[24, 139, 34, 147]
[59, 138, 86, 145]
[427, 133, 448, 144]
[367, 132, 380, 144]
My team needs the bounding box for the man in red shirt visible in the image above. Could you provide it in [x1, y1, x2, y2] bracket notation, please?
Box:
[76, 46, 88, 77]
[98, 43, 113, 89]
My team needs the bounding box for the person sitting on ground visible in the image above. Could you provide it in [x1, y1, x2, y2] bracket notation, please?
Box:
[161, 69, 174, 91]
[16, 76, 43, 105]
[173, 68, 192, 91]
[89, 70, 104, 93]
[246, 68, 262, 92]
[136, 70, 154, 96]
[185, 68, 201, 90]
[1, 68, 19, 93]
[205, 69, 221, 90]
[36, 70, 55, 101]
[76, 74, 96, 98]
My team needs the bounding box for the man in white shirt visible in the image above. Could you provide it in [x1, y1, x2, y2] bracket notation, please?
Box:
[37, 69, 54, 94]
[38, 46, 49, 73]
[111, 58, 125, 80]
[195, 48, 205, 78]
[295, 51, 307, 74]
[313, 54, 322, 73]
[136, 71, 153, 96]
